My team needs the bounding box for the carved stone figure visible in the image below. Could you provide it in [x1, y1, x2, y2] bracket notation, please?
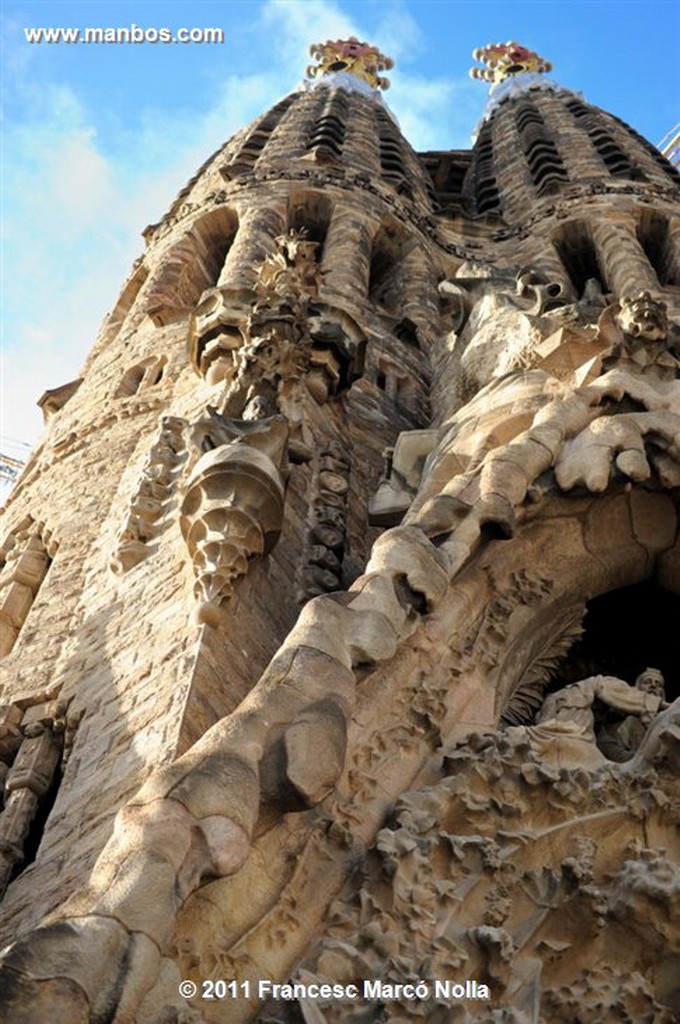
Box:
[508, 669, 666, 769]
[599, 668, 667, 761]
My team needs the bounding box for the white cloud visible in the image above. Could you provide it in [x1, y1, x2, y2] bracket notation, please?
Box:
[1, 69, 293, 461]
[261, 0, 359, 66]
[388, 73, 480, 151]
[372, 4, 425, 65]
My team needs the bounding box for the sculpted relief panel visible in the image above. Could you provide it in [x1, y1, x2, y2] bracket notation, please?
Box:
[188, 229, 365, 430]
[265, 674, 678, 1024]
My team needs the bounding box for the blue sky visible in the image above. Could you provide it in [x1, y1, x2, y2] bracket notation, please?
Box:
[2, 0, 679, 493]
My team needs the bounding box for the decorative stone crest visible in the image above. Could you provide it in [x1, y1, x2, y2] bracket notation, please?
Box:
[470, 41, 552, 84]
[306, 37, 394, 91]
[616, 290, 669, 341]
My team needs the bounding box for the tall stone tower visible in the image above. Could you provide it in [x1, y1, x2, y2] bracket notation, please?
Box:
[1, 37, 679, 1024]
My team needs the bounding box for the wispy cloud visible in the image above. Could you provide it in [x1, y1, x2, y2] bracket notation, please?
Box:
[2, 35, 293, 452]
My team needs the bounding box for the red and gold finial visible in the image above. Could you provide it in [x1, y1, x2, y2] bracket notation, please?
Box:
[307, 37, 394, 90]
[470, 42, 552, 84]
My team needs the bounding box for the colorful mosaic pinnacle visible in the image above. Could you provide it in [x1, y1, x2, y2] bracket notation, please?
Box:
[307, 37, 394, 90]
[470, 42, 553, 84]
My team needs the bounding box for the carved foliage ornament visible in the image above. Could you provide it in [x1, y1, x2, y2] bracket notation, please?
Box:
[189, 232, 361, 421]
[289, 698, 679, 1023]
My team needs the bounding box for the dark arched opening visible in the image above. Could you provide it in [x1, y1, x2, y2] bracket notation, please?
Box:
[551, 580, 680, 701]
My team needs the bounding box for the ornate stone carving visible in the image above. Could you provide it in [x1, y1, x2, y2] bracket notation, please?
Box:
[180, 413, 289, 621]
[255, 228, 321, 304]
[460, 569, 554, 672]
[0, 701, 66, 899]
[300, 441, 351, 599]
[188, 285, 254, 386]
[594, 291, 680, 378]
[111, 416, 187, 574]
[189, 231, 363, 455]
[617, 291, 669, 341]
[274, 695, 678, 1023]
[0, 521, 56, 658]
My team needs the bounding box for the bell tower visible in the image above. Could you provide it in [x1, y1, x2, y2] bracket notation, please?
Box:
[1, 37, 679, 1024]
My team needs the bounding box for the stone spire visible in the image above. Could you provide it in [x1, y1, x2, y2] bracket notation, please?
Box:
[470, 41, 562, 128]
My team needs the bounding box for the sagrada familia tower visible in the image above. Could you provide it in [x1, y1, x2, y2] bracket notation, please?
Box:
[0, 37, 678, 1024]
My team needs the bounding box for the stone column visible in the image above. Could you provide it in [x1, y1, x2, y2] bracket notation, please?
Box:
[217, 204, 287, 290]
[665, 215, 680, 285]
[592, 218, 659, 297]
[0, 726, 61, 898]
[534, 242, 578, 302]
[320, 205, 377, 305]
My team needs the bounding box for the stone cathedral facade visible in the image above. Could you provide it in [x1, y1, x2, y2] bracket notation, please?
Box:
[0, 37, 679, 1024]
